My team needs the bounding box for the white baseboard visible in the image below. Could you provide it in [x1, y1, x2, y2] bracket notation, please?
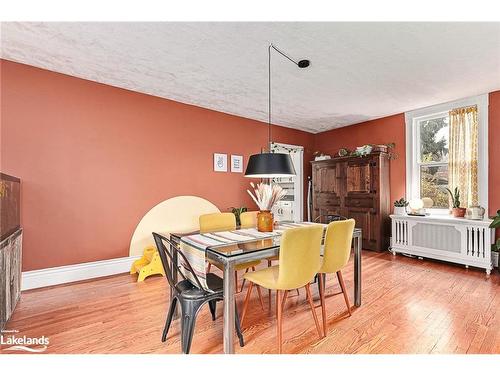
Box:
[21, 255, 141, 291]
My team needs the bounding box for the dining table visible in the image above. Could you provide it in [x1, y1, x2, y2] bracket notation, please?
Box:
[169, 223, 362, 354]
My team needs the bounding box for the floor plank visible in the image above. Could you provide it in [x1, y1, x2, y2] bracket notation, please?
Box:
[2, 251, 499, 354]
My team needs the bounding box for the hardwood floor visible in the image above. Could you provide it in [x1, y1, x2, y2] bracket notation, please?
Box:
[3, 251, 500, 354]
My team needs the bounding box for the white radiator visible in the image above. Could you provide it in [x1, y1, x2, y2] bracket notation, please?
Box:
[390, 214, 493, 274]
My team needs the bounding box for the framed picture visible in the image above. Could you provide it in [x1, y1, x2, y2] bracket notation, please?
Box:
[231, 155, 243, 173]
[213, 153, 228, 172]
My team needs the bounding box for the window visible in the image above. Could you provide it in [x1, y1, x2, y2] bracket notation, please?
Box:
[417, 113, 449, 208]
[405, 94, 488, 213]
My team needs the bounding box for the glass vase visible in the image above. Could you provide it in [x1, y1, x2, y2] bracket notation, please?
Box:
[257, 210, 274, 232]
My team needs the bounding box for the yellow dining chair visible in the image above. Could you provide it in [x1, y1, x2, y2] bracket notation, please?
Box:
[199, 213, 264, 305]
[239, 211, 258, 228]
[240, 225, 325, 353]
[240, 210, 291, 305]
[199, 212, 237, 233]
[317, 219, 355, 335]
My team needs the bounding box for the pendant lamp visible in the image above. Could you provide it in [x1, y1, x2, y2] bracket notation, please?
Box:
[244, 44, 310, 178]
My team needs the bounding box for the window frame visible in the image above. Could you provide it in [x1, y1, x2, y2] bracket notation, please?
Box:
[405, 94, 489, 215]
[414, 111, 450, 211]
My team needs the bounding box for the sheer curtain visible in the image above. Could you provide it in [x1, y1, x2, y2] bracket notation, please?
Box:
[448, 105, 479, 208]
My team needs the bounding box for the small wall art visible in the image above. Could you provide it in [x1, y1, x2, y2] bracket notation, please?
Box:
[231, 155, 243, 173]
[213, 153, 228, 172]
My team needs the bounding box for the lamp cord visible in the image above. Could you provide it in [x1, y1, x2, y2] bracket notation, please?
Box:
[268, 43, 303, 153]
[268, 44, 272, 152]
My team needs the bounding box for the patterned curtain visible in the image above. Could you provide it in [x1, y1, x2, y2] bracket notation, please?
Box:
[448, 105, 479, 208]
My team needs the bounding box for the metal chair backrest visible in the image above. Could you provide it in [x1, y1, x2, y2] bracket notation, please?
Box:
[152, 232, 205, 293]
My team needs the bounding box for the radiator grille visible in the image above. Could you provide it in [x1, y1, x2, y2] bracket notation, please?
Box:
[412, 223, 460, 253]
[393, 219, 408, 246]
[466, 226, 486, 258]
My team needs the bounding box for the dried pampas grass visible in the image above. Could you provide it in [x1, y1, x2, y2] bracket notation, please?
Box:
[247, 182, 287, 211]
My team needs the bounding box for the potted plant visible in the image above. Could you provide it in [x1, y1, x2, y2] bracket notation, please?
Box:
[445, 187, 466, 217]
[489, 210, 500, 268]
[393, 198, 408, 215]
[230, 206, 247, 227]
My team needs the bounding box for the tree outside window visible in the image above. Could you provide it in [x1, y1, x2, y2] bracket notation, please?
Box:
[418, 115, 449, 208]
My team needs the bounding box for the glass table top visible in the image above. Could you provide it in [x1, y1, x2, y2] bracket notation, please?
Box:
[207, 236, 282, 258]
[171, 224, 361, 259]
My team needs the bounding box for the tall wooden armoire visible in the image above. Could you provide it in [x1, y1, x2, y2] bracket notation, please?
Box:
[311, 151, 391, 251]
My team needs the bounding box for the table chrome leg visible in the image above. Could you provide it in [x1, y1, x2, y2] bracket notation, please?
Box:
[223, 261, 236, 354]
[354, 234, 362, 307]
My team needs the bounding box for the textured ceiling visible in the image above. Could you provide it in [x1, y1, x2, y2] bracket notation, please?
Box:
[1, 22, 500, 133]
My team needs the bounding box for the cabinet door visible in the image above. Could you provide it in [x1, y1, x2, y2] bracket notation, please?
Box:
[346, 158, 375, 196]
[346, 207, 377, 250]
[312, 162, 342, 221]
[313, 163, 341, 195]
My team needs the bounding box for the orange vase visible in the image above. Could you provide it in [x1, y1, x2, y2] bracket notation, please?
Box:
[257, 210, 274, 232]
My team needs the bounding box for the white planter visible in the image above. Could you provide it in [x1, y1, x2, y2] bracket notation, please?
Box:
[393, 206, 407, 215]
[492, 251, 499, 268]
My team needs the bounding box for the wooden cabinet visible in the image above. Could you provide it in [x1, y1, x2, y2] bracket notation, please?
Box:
[311, 151, 390, 251]
[0, 229, 22, 331]
[1, 173, 22, 331]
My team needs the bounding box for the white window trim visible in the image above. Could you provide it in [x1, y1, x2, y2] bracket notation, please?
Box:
[405, 94, 488, 214]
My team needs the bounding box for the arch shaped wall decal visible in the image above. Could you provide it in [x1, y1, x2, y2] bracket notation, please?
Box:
[129, 195, 220, 257]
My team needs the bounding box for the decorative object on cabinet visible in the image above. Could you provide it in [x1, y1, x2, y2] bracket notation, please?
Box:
[130, 246, 165, 282]
[0, 173, 22, 331]
[354, 145, 373, 157]
[374, 143, 397, 160]
[313, 151, 331, 161]
[230, 206, 248, 226]
[445, 187, 466, 217]
[213, 153, 228, 172]
[311, 150, 390, 251]
[393, 198, 408, 215]
[338, 148, 349, 157]
[390, 214, 493, 274]
[246, 182, 287, 232]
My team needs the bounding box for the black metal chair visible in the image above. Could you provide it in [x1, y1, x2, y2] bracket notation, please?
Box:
[152, 232, 244, 354]
[314, 214, 348, 224]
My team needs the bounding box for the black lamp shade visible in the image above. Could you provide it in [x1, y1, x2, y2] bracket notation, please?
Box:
[244, 153, 296, 178]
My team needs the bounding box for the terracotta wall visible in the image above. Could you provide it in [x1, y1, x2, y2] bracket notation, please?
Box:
[314, 114, 406, 205]
[488, 91, 500, 217]
[0, 60, 314, 271]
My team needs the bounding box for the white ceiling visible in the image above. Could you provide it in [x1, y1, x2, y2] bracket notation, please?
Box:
[1, 22, 499, 133]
